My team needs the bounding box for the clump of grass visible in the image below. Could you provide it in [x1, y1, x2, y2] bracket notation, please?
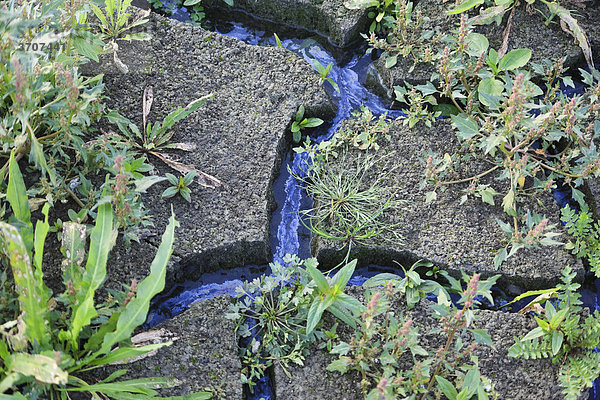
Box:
[297, 151, 405, 252]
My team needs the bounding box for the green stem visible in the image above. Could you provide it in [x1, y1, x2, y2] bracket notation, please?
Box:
[439, 165, 499, 185]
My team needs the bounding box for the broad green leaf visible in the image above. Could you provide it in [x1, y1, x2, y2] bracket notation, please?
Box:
[33, 204, 50, 277]
[312, 59, 326, 75]
[487, 48, 499, 73]
[0, 222, 50, 348]
[307, 295, 335, 334]
[305, 262, 330, 294]
[183, 0, 202, 5]
[436, 375, 458, 400]
[551, 330, 564, 356]
[433, 103, 460, 116]
[334, 293, 365, 317]
[477, 78, 504, 107]
[135, 175, 167, 193]
[466, 33, 489, 57]
[7, 353, 67, 385]
[72, 36, 101, 62]
[301, 118, 323, 128]
[521, 326, 545, 341]
[447, 0, 484, 14]
[470, 4, 509, 25]
[498, 49, 532, 71]
[549, 308, 568, 330]
[364, 273, 402, 287]
[502, 189, 516, 216]
[330, 259, 357, 292]
[328, 302, 358, 328]
[61, 221, 88, 284]
[451, 114, 479, 140]
[470, 329, 495, 348]
[296, 105, 305, 122]
[326, 358, 350, 374]
[70, 202, 115, 349]
[385, 55, 397, 68]
[462, 367, 480, 396]
[97, 212, 178, 357]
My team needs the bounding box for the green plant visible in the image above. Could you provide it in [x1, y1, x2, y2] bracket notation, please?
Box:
[366, 0, 443, 71]
[363, 260, 446, 308]
[327, 270, 499, 399]
[291, 105, 324, 143]
[0, 1, 104, 205]
[226, 255, 315, 389]
[91, 0, 150, 43]
[296, 150, 404, 252]
[0, 153, 211, 399]
[106, 86, 222, 189]
[311, 59, 340, 93]
[344, 0, 398, 33]
[509, 265, 600, 400]
[162, 170, 196, 202]
[91, 0, 151, 73]
[390, 14, 600, 266]
[227, 255, 365, 390]
[448, 0, 594, 70]
[561, 205, 600, 276]
[304, 258, 365, 334]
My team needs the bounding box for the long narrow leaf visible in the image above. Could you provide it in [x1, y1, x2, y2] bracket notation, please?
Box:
[330, 259, 357, 291]
[97, 211, 178, 356]
[70, 202, 115, 349]
[305, 261, 329, 294]
[0, 223, 50, 348]
[87, 343, 171, 367]
[6, 152, 33, 251]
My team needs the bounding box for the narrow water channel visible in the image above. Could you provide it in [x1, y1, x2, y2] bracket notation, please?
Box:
[145, 5, 600, 399]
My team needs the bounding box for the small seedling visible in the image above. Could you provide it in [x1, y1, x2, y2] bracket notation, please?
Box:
[312, 59, 340, 93]
[162, 170, 195, 202]
[274, 33, 284, 48]
[291, 105, 323, 143]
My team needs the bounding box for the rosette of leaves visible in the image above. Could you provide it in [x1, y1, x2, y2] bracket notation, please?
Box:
[105, 86, 222, 189]
[162, 170, 195, 202]
[311, 59, 340, 93]
[509, 265, 600, 400]
[291, 105, 324, 143]
[226, 256, 314, 389]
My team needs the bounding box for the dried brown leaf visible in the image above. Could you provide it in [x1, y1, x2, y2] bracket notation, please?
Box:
[550, 2, 594, 70]
[517, 291, 557, 314]
[498, 5, 516, 60]
[470, 4, 510, 25]
[143, 85, 153, 129]
[150, 151, 223, 189]
[164, 142, 196, 151]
